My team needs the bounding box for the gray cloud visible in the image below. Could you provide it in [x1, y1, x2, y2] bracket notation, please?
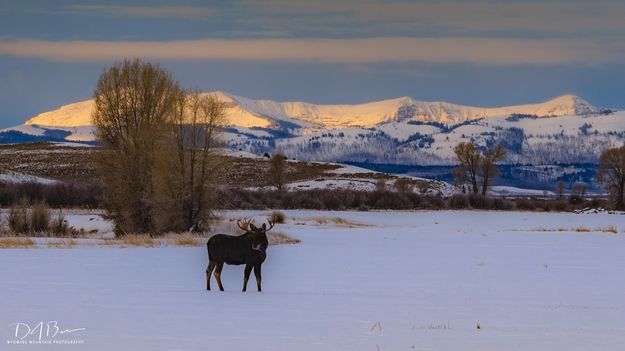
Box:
[65, 5, 216, 18]
[238, 0, 625, 37]
[0, 37, 623, 65]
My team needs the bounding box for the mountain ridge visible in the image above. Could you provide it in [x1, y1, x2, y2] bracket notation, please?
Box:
[8, 92, 624, 167]
[23, 92, 598, 129]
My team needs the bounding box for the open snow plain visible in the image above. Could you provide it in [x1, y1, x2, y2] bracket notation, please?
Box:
[1, 210, 625, 350]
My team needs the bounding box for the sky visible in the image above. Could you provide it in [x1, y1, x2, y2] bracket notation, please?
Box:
[1, 0, 625, 127]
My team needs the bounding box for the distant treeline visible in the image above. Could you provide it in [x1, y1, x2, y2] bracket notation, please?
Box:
[217, 188, 605, 212]
[0, 181, 101, 208]
[0, 181, 607, 212]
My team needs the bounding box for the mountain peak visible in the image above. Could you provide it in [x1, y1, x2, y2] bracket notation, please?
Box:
[537, 94, 597, 116]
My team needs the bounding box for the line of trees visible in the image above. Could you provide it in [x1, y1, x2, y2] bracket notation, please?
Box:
[93, 59, 225, 236]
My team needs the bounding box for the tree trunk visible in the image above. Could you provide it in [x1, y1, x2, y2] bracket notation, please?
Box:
[471, 174, 479, 194]
[481, 174, 489, 195]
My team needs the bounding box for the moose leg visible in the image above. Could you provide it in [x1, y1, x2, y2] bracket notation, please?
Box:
[254, 264, 262, 292]
[242, 264, 253, 292]
[214, 262, 225, 291]
[206, 260, 216, 291]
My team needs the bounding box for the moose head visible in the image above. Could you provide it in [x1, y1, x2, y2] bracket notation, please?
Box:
[237, 218, 274, 235]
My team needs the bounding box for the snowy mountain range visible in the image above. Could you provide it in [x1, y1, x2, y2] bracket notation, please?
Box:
[3, 92, 624, 165]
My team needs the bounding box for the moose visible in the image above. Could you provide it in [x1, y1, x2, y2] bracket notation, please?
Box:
[206, 218, 273, 292]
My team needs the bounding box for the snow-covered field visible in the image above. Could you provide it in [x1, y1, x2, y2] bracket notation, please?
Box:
[1, 210, 625, 350]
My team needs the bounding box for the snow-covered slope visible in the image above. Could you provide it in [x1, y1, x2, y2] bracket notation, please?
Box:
[5, 92, 623, 165]
[25, 100, 94, 127]
[23, 92, 596, 129]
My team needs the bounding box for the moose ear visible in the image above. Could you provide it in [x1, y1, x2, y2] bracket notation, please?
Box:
[262, 223, 267, 230]
[250, 224, 257, 231]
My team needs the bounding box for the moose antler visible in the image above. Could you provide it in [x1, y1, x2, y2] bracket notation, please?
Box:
[237, 218, 253, 232]
[265, 220, 275, 232]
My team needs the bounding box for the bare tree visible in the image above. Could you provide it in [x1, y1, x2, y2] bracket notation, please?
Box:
[556, 181, 565, 199]
[570, 182, 587, 203]
[269, 153, 287, 191]
[93, 59, 182, 235]
[454, 142, 507, 195]
[158, 90, 226, 232]
[597, 145, 625, 209]
[452, 166, 467, 193]
[454, 142, 481, 194]
[479, 144, 507, 195]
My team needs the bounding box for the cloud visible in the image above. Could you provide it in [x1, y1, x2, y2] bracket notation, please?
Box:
[0, 37, 623, 65]
[65, 5, 215, 18]
[238, 0, 625, 37]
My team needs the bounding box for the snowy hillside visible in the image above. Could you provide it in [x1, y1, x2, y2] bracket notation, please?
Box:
[3, 92, 624, 165]
[22, 92, 597, 128]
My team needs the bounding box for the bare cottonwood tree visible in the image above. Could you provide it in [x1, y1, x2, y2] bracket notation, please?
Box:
[454, 142, 481, 194]
[597, 145, 625, 209]
[479, 144, 507, 195]
[93, 59, 182, 235]
[269, 153, 287, 191]
[94, 62, 226, 235]
[570, 182, 587, 203]
[556, 181, 565, 199]
[454, 142, 506, 195]
[157, 90, 226, 232]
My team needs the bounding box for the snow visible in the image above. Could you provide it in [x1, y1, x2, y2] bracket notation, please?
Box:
[11, 92, 625, 166]
[1, 210, 624, 350]
[63, 212, 114, 234]
[288, 178, 378, 191]
[574, 207, 625, 215]
[221, 148, 266, 159]
[375, 121, 441, 141]
[326, 163, 378, 174]
[0, 170, 57, 184]
[0, 124, 97, 142]
[0, 124, 47, 136]
[488, 185, 556, 197]
[19, 92, 596, 130]
[25, 100, 94, 127]
[50, 141, 96, 148]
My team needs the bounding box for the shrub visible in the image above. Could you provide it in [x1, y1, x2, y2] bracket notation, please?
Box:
[8, 197, 29, 234]
[448, 194, 469, 209]
[491, 198, 514, 210]
[30, 201, 50, 233]
[270, 211, 286, 224]
[405, 193, 424, 208]
[515, 198, 536, 211]
[375, 179, 387, 192]
[50, 210, 72, 236]
[0, 181, 101, 208]
[468, 194, 492, 209]
[0, 237, 35, 248]
[394, 178, 413, 193]
[369, 191, 411, 209]
[321, 192, 343, 210]
[553, 200, 568, 212]
[424, 195, 446, 209]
